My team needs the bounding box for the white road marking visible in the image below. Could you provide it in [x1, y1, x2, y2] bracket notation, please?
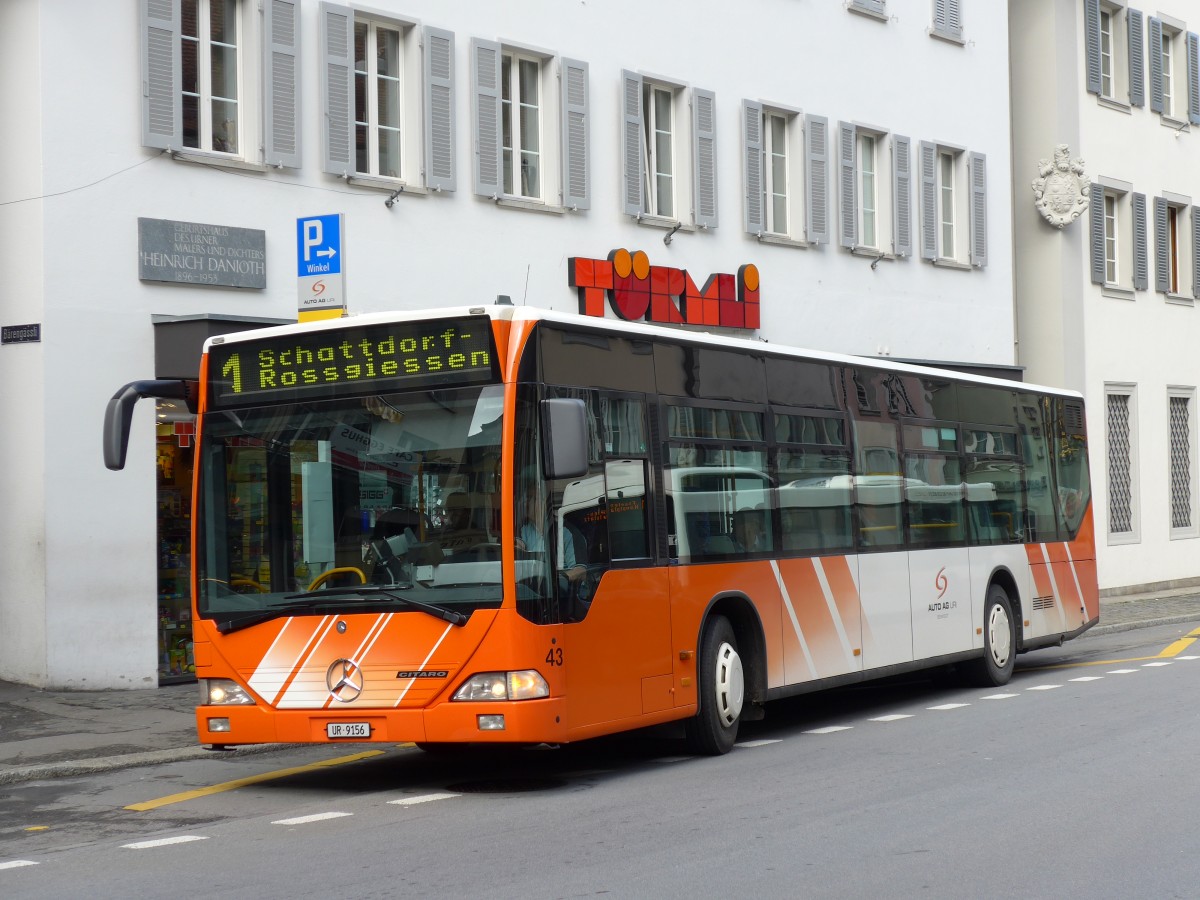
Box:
[869, 714, 914, 722]
[1177, 655, 1200, 660]
[122, 836, 208, 850]
[1141, 662, 1172, 667]
[927, 703, 969, 710]
[388, 793, 460, 806]
[1070, 676, 1103, 682]
[272, 812, 353, 826]
[1026, 684, 1061, 691]
[1107, 669, 1140, 674]
[981, 693, 1019, 700]
[0, 860, 39, 870]
[805, 726, 853, 734]
[736, 739, 783, 748]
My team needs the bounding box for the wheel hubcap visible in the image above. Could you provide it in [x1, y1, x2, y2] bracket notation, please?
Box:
[714, 642, 745, 727]
[987, 603, 1012, 668]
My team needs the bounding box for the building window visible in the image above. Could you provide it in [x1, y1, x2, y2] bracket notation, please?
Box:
[322, 9, 455, 191]
[142, 0, 299, 166]
[765, 112, 789, 235]
[1149, 16, 1198, 122]
[1086, 2, 1143, 107]
[473, 43, 589, 209]
[1169, 390, 1196, 535]
[181, 0, 239, 154]
[840, 124, 908, 255]
[645, 84, 675, 218]
[1153, 195, 1194, 296]
[1105, 386, 1138, 541]
[501, 54, 542, 198]
[1104, 193, 1119, 284]
[1091, 184, 1147, 292]
[1168, 205, 1180, 293]
[919, 142, 986, 266]
[859, 133, 878, 248]
[354, 20, 402, 179]
[622, 71, 717, 228]
[931, 0, 963, 42]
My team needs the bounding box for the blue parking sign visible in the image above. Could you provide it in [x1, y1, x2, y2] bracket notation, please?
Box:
[296, 214, 342, 277]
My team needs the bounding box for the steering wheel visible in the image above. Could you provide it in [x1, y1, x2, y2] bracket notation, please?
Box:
[307, 567, 367, 591]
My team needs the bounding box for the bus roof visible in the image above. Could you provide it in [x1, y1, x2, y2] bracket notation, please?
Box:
[202, 304, 1081, 400]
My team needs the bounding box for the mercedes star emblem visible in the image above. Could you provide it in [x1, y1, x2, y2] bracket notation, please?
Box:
[326, 658, 364, 703]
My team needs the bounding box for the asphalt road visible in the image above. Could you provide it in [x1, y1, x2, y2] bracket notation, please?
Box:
[3, 621, 1199, 898]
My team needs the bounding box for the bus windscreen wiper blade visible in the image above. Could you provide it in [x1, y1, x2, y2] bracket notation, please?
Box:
[282, 587, 469, 626]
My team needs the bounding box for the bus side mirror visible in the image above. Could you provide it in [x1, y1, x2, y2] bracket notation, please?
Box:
[103, 379, 193, 471]
[541, 398, 589, 480]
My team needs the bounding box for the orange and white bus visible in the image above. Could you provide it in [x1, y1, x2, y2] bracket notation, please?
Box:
[104, 305, 1097, 755]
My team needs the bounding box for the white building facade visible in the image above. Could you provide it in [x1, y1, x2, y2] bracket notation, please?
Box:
[0, 0, 1012, 688]
[1011, 0, 1200, 593]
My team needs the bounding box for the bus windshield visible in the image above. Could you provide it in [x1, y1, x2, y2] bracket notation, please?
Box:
[196, 384, 507, 631]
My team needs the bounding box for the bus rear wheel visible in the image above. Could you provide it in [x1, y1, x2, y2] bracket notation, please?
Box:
[684, 615, 744, 755]
[966, 584, 1016, 687]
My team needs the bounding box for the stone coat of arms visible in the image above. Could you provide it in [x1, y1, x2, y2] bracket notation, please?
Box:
[1032, 144, 1088, 228]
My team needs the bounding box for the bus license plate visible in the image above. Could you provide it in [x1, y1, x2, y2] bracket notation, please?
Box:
[327, 722, 370, 739]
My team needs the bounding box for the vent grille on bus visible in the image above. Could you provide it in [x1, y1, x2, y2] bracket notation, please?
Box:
[1063, 401, 1085, 434]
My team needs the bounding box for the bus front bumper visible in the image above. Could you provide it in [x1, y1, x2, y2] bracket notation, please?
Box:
[195, 697, 567, 747]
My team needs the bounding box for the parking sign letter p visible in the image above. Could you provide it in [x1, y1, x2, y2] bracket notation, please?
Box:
[303, 220, 323, 262]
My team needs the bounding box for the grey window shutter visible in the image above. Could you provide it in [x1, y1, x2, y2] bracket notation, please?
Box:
[853, 0, 885, 14]
[1129, 9, 1145, 107]
[1193, 207, 1200, 298]
[805, 114, 829, 244]
[919, 141, 938, 260]
[838, 122, 857, 248]
[424, 27, 457, 191]
[934, 0, 962, 40]
[1084, 0, 1102, 95]
[1132, 192, 1148, 289]
[264, 0, 301, 169]
[561, 58, 590, 210]
[319, 3, 353, 177]
[621, 70, 644, 217]
[1187, 32, 1200, 124]
[1154, 196, 1169, 293]
[471, 39, 502, 198]
[968, 152, 987, 267]
[1090, 183, 1106, 284]
[692, 88, 718, 228]
[1149, 17, 1164, 113]
[141, 0, 181, 150]
[892, 135, 911, 257]
[743, 100, 764, 236]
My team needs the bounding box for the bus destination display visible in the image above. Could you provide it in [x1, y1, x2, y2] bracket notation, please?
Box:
[208, 317, 496, 406]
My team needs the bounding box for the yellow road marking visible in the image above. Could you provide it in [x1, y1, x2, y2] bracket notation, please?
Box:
[125, 750, 386, 812]
[1025, 626, 1200, 672]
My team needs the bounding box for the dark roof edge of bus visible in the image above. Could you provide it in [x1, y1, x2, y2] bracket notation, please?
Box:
[512, 307, 1077, 398]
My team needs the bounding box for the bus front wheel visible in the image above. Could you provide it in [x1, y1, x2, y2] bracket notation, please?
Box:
[684, 615, 744, 755]
[966, 584, 1016, 687]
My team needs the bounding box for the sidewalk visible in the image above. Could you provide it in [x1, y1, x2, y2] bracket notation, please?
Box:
[1, 590, 1198, 786]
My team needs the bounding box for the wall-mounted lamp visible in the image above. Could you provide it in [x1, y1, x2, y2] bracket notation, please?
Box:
[663, 223, 683, 246]
[384, 187, 404, 209]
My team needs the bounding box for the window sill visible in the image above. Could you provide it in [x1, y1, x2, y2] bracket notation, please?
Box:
[1170, 527, 1200, 540]
[170, 150, 268, 173]
[1107, 531, 1140, 546]
[1164, 292, 1195, 307]
[1101, 284, 1135, 301]
[851, 246, 895, 262]
[929, 28, 965, 45]
[930, 257, 972, 270]
[634, 213, 696, 234]
[1097, 96, 1132, 115]
[347, 175, 429, 196]
[1160, 114, 1189, 133]
[755, 232, 809, 249]
[493, 196, 566, 215]
[847, 4, 888, 23]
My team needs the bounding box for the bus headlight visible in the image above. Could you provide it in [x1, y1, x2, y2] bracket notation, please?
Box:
[452, 671, 549, 701]
[201, 678, 256, 706]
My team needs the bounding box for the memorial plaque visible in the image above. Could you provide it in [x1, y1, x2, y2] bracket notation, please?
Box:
[138, 218, 266, 289]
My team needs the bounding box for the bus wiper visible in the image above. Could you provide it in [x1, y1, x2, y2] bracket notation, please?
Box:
[282, 587, 469, 626]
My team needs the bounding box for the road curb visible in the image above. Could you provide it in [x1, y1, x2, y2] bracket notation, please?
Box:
[1087, 614, 1200, 637]
[0, 743, 293, 786]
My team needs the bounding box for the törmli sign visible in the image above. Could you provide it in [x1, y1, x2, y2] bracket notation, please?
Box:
[568, 249, 760, 330]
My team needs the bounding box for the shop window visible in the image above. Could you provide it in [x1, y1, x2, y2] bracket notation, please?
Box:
[156, 403, 196, 684]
